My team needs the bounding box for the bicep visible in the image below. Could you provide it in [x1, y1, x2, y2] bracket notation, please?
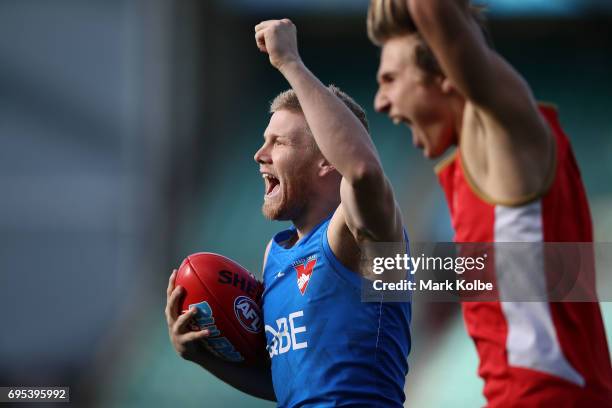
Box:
[450, 13, 553, 197]
[410, 0, 535, 120]
[475, 54, 544, 133]
[336, 175, 402, 243]
[412, 1, 554, 201]
[410, 0, 492, 99]
[463, 96, 554, 203]
[470, 61, 553, 197]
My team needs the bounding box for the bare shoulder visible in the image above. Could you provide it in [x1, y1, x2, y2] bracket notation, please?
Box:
[326, 204, 404, 276]
[460, 101, 555, 206]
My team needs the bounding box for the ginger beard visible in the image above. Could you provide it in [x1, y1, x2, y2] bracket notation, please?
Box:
[261, 156, 315, 221]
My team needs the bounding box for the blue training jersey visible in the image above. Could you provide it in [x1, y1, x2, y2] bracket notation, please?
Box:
[262, 216, 411, 407]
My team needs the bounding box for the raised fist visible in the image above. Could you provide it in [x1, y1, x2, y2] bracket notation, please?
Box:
[255, 19, 301, 70]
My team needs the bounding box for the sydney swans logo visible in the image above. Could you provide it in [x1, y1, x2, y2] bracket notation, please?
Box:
[293, 255, 317, 295]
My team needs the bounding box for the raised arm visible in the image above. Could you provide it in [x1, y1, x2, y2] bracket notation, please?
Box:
[254, 19, 402, 244]
[408, 0, 532, 119]
[408, 0, 554, 202]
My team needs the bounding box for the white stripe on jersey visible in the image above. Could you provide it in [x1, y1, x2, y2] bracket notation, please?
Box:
[494, 201, 585, 386]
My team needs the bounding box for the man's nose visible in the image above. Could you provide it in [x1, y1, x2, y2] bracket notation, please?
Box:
[374, 89, 390, 114]
[254, 144, 271, 164]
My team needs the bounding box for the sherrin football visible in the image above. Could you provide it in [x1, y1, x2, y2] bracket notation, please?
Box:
[176, 252, 267, 365]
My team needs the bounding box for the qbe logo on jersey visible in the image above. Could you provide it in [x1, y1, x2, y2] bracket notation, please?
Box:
[266, 310, 308, 358]
[234, 296, 263, 333]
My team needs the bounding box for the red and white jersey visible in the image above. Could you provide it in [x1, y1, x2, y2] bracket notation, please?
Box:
[436, 105, 612, 407]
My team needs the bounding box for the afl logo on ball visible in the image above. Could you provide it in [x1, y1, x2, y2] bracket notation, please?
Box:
[234, 296, 263, 334]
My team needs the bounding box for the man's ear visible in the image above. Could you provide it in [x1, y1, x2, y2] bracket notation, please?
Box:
[317, 158, 336, 177]
[440, 76, 455, 95]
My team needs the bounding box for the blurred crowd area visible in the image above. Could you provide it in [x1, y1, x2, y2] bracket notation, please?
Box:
[1, 1, 611, 407]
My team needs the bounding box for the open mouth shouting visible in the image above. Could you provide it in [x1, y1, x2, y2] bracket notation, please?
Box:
[262, 172, 281, 199]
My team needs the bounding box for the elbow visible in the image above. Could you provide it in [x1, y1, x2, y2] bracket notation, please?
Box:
[349, 160, 384, 187]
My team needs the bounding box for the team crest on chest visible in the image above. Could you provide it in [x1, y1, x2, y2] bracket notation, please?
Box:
[292, 255, 318, 295]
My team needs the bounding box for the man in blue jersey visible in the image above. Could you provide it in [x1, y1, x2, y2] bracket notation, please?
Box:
[166, 19, 411, 407]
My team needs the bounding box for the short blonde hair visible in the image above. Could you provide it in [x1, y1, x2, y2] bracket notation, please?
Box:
[270, 85, 369, 132]
[367, 0, 490, 76]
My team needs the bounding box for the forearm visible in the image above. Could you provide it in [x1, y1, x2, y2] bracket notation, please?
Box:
[193, 353, 275, 401]
[408, 0, 493, 102]
[278, 60, 383, 183]
[410, 0, 469, 21]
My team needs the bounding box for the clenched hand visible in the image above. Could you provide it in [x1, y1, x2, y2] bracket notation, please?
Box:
[255, 19, 302, 71]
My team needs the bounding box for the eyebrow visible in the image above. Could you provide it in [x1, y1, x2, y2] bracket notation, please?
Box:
[377, 70, 394, 83]
[263, 132, 287, 140]
[262, 133, 287, 145]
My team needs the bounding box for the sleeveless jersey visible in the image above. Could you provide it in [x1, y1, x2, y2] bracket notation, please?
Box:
[262, 216, 412, 407]
[435, 104, 612, 407]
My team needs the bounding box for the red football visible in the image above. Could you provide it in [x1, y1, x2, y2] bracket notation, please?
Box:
[176, 252, 267, 365]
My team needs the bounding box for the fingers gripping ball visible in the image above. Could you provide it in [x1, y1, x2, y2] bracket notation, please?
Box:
[176, 253, 267, 365]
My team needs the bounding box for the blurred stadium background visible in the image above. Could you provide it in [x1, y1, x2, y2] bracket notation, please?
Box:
[1, 0, 611, 407]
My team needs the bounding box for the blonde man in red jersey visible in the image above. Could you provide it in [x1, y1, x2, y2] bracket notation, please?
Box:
[367, 0, 612, 406]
